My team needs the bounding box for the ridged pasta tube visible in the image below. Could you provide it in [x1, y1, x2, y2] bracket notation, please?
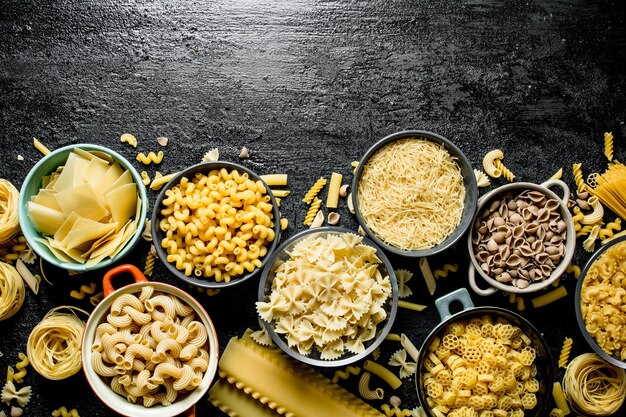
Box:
[358, 372, 384, 400]
[482, 149, 504, 178]
[303, 197, 321, 226]
[581, 196, 604, 225]
[303, 177, 327, 204]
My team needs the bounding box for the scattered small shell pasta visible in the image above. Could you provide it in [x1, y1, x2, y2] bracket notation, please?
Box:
[159, 168, 275, 282]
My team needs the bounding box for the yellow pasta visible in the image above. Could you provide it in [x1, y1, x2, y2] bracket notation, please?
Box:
[0, 261, 25, 321]
[419, 257, 436, 296]
[351, 160, 359, 174]
[149, 171, 178, 190]
[493, 159, 515, 182]
[120, 133, 138, 148]
[202, 148, 219, 162]
[51, 407, 80, 417]
[572, 163, 590, 193]
[482, 149, 504, 178]
[0, 180, 20, 245]
[280, 217, 288, 230]
[581, 196, 604, 225]
[434, 264, 458, 280]
[11, 353, 29, 384]
[143, 248, 156, 277]
[530, 286, 567, 308]
[558, 338, 572, 368]
[1, 380, 31, 407]
[260, 174, 288, 187]
[270, 189, 290, 198]
[401, 334, 419, 362]
[358, 372, 384, 400]
[332, 366, 361, 383]
[326, 172, 342, 209]
[552, 382, 570, 415]
[136, 151, 164, 164]
[571, 206, 584, 232]
[582, 224, 601, 252]
[303, 197, 321, 226]
[565, 263, 581, 279]
[549, 168, 563, 180]
[303, 177, 327, 204]
[398, 300, 428, 312]
[576, 224, 595, 238]
[33, 137, 51, 156]
[69, 283, 97, 300]
[473, 169, 491, 187]
[381, 404, 412, 417]
[599, 217, 621, 240]
[363, 360, 402, 389]
[385, 333, 402, 342]
[140, 171, 150, 186]
[604, 131, 614, 161]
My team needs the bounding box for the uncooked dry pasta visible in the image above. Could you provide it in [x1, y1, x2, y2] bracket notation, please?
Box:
[1, 381, 31, 407]
[0, 261, 24, 321]
[27, 149, 142, 266]
[120, 133, 137, 148]
[474, 169, 491, 187]
[552, 382, 570, 415]
[358, 372, 385, 400]
[419, 257, 436, 295]
[563, 353, 626, 416]
[364, 360, 402, 389]
[256, 233, 392, 359]
[603, 132, 614, 161]
[558, 338, 572, 368]
[51, 407, 80, 417]
[589, 161, 626, 221]
[357, 138, 465, 251]
[27, 307, 86, 380]
[136, 151, 163, 164]
[530, 286, 567, 308]
[326, 172, 342, 209]
[388, 349, 417, 379]
[581, 196, 604, 225]
[91, 288, 210, 407]
[260, 174, 287, 187]
[483, 149, 504, 178]
[332, 366, 361, 383]
[396, 269, 413, 298]
[0, 180, 19, 244]
[303, 177, 327, 204]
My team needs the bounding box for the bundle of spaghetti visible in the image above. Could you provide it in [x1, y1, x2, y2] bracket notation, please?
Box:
[589, 161, 626, 221]
[0, 261, 25, 321]
[0, 179, 20, 244]
[357, 138, 465, 250]
[26, 306, 87, 380]
[563, 353, 626, 416]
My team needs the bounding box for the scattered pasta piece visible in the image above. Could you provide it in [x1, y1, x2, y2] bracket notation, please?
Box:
[250, 318, 272, 346]
[552, 382, 570, 415]
[140, 171, 150, 186]
[396, 269, 413, 298]
[419, 258, 436, 296]
[363, 360, 402, 389]
[433, 263, 458, 280]
[11, 354, 28, 384]
[603, 229, 626, 244]
[33, 137, 50, 156]
[347, 192, 355, 214]
[1, 381, 31, 407]
[474, 169, 491, 187]
[119, 133, 137, 147]
[156, 136, 168, 147]
[149, 171, 178, 190]
[400, 334, 419, 362]
[530, 286, 567, 308]
[604, 131, 614, 161]
[398, 300, 427, 312]
[388, 349, 417, 379]
[581, 196, 604, 225]
[16, 155, 23, 161]
[143, 247, 156, 277]
[599, 218, 621, 240]
[136, 151, 163, 165]
[332, 366, 361, 383]
[565, 263, 581, 279]
[327, 212, 340, 225]
[202, 148, 219, 162]
[271, 189, 290, 198]
[51, 407, 80, 417]
[326, 172, 342, 209]
[358, 225, 366, 236]
[15, 260, 39, 295]
[582, 224, 601, 252]
[280, 217, 288, 230]
[558, 337, 573, 368]
[493, 158, 515, 181]
[385, 333, 402, 342]
[309, 210, 324, 228]
[10, 406, 22, 417]
[239, 147, 249, 158]
[516, 296, 526, 311]
[0, 180, 20, 245]
[260, 174, 288, 187]
[390, 396, 401, 408]
[381, 404, 412, 417]
[0, 261, 25, 321]
[340, 184, 350, 197]
[303, 197, 321, 226]
[141, 219, 152, 242]
[372, 347, 380, 360]
[303, 177, 327, 204]
[571, 206, 584, 232]
[358, 372, 384, 400]
[549, 168, 563, 180]
[550, 408, 564, 417]
[572, 163, 589, 193]
[69, 283, 97, 300]
[351, 160, 359, 174]
[89, 292, 103, 307]
[576, 224, 595, 238]
[482, 149, 504, 178]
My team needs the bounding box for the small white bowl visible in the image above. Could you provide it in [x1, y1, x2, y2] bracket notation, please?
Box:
[467, 179, 575, 295]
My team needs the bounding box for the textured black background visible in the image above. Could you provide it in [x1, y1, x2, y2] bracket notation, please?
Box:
[1, 0, 625, 416]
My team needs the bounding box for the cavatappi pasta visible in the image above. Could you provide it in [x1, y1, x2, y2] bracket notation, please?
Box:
[158, 168, 275, 282]
[421, 316, 540, 417]
[357, 138, 465, 251]
[91, 287, 210, 407]
[580, 240, 626, 360]
[256, 232, 392, 360]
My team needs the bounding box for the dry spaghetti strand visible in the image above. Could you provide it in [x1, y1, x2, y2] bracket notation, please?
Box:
[590, 161, 626, 221]
[357, 138, 465, 250]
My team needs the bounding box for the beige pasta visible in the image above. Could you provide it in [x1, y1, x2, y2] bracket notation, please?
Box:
[326, 172, 342, 209]
[581, 196, 604, 225]
[530, 286, 567, 308]
[482, 149, 504, 178]
[358, 372, 385, 400]
[120, 133, 138, 148]
[474, 169, 491, 187]
[303, 177, 327, 204]
[0, 179, 20, 244]
[260, 174, 288, 187]
[33, 137, 51, 156]
[0, 262, 25, 321]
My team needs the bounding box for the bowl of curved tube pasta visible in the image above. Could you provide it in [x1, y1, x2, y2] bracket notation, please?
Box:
[18, 144, 148, 271]
[351, 130, 478, 258]
[257, 227, 398, 367]
[415, 289, 553, 417]
[82, 264, 219, 417]
[575, 235, 626, 369]
[467, 180, 575, 296]
[151, 161, 281, 289]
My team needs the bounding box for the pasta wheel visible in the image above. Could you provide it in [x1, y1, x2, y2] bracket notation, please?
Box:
[520, 393, 536, 409]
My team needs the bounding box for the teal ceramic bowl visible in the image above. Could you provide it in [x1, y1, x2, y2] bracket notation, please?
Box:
[18, 144, 148, 271]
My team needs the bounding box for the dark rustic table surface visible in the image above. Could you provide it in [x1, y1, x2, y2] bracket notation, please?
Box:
[1, 0, 625, 416]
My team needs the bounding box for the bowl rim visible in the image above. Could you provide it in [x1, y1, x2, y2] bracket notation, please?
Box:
[18, 143, 148, 271]
[351, 130, 478, 257]
[414, 305, 554, 417]
[257, 226, 399, 367]
[466, 180, 576, 294]
[81, 281, 219, 417]
[151, 160, 282, 289]
[575, 234, 626, 369]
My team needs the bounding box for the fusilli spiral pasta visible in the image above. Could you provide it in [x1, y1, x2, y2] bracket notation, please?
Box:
[303, 177, 327, 204]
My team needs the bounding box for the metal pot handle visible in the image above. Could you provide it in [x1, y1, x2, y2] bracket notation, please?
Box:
[541, 179, 570, 204]
[468, 265, 498, 296]
[103, 264, 148, 298]
[435, 288, 475, 321]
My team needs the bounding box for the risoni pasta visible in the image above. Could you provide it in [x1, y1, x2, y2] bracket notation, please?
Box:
[357, 138, 465, 250]
[159, 168, 275, 282]
[0, 179, 20, 244]
[91, 288, 210, 407]
[563, 353, 626, 416]
[0, 262, 25, 321]
[27, 307, 86, 380]
[482, 149, 504, 178]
